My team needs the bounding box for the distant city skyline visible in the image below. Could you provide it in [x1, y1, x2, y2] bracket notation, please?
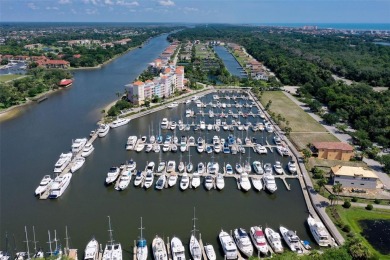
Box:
[1, 0, 389, 24]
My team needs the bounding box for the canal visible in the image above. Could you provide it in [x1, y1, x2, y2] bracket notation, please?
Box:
[214, 46, 247, 78]
[0, 34, 314, 258]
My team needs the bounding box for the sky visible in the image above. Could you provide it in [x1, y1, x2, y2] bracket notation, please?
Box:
[0, 0, 389, 23]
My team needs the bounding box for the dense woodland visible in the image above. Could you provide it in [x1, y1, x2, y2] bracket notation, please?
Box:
[171, 26, 390, 149]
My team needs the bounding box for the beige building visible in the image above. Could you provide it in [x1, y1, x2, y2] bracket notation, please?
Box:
[331, 165, 378, 189]
[312, 142, 354, 161]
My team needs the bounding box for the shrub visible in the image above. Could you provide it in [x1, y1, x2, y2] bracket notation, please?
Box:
[342, 225, 351, 233]
[343, 201, 351, 208]
[366, 204, 373, 210]
[351, 197, 358, 202]
[374, 198, 380, 204]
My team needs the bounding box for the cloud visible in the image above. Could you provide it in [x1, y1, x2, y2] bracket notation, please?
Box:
[71, 8, 77, 14]
[158, 0, 175, 6]
[86, 8, 98, 14]
[104, 0, 114, 5]
[46, 6, 60, 10]
[27, 2, 39, 10]
[116, 0, 139, 7]
[183, 7, 198, 12]
[58, 0, 71, 4]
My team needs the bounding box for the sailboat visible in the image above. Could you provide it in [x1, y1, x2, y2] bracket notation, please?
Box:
[103, 216, 122, 260]
[136, 217, 147, 260]
[32, 226, 44, 258]
[14, 226, 31, 260]
[64, 226, 78, 260]
[46, 230, 62, 259]
[189, 208, 202, 260]
[1, 232, 10, 260]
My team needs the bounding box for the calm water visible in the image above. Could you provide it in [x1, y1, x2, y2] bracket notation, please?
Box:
[0, 35, 314, 258]
[359, 219, 390, 255]
[214, 46, 247, 79]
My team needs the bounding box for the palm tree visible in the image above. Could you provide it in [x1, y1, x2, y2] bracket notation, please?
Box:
[332, 183, 343, 205]
[317, 178, 327, 194]
[328, 194, 337, 206]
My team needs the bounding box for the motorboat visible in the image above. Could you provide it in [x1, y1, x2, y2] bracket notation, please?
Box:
[54, 152, 72, 173]
[204, 176, 214, 190]
[288, 161, 297, 174]
[264, 227, 283, 253]
[191, 172, 201, 189]
[274, 135, 282, 145]
[168, 174, 178, 187]
[102, 217, 122, 260]
[244, 161, 251, 173]
[274, 161, 283, 175]
[197, 162, 205, 175]
[126, 136, 138, 150]
[166, 161, 176, 173]
[116, 170, 132, 191]
[223, 143, 230, 154]
[171, 144, 178, 153]
[161, 118, 169, 129]
[200, 121, 206, 130]
[255, 144, 267, 154]
[162, 144, 170, 152]
[82, 143, 94, 157]
[110, 118, 130, 128]
[204, 244, 216, 260]
[157, 135, 163, 143]
[197, 139, 204, 153]
[149, 135, 156, 144]
[251, 177, 263, 191]
[144, 171, 154, 189]
[167, 102, 179, 109]
[249, 226, 269, 255]
[239, 173, 251, 191]
[277, 146, 290, 156]
[207, 161, 219, 174]
[152, 236, 167, 260]
[263, 163, 273, 175]
[133, 171, 144, 187]
[185, 124, 191, 131]
[155, 174, 166, 190]
[71, 138, 88, 153]
[178, 161, 185, 173]
[128, 159, 136, 171]
[157, 162, 166, 173]
[252, 161, 264, 174]
[265, 123, 273, 133]
[188, 136, 195, 145]
[145, 144, 153, 153]
[35, 175, 53, 196]
[106, 167, 120, 185]
[171, 237, 186, 260]
[280, 226, 304, 254]
[207, 124, 213, 130]
[307, 215, 332, 247]
[206, 145, 212, 154]
[98, 124, 110, 137]
[186, 162, 193, 173]
[219, 230, 238, 260]
[84, 238, 99, 260]
[135, 142, 145, 152]
[71, 156, 85, 173]
[48, 173, 72, 199]
[263, 173, 277, 193]
[180, 173, 190, 190]
[170, 121, 177, 130]
[235, 163, 243, 174]
[216, 174, 225, 190]
[173, 136, 179, 144]
[185, 109, 192, 117]
[233, 228, 254, 258]
[213, 143, 221, 154]
[153, 143, 161, 153]
[225, 164, 233, 174]
[136, 218, 147, 260]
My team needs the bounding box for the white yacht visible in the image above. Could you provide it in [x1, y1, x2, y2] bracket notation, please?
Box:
[82, 143, 94, 157]
[97, 124, 110, 137]
[128, 159, 137, 171]
[189, 214, 202, 260]
[162, 143, 171, 152]
[233, 228, 254, 258]
[115, 170, 132, 191]
[167, 102, 179, 109]
[200, 121, 206, 130]
[180, 173, 190, 190]
[263, 163, 273, 175]
[155, 174, 166, 190]
[136, 218, 147, 260]
[146, 161, 155, 173]
[191, 172, 201, 189]
[48, 173, 72, 199]
[204, 176, 214, 190]
[225, 164, 233, 175]
[144, 172, 154, 189]
[276, 146, 290, 156]
[239, 173, 251, 191]
[126, 136, 138, 150]
[133, 171, 144, 187]
[135, 142, 145, 152]
[161, 118, 169, 129]
[307, 215, 332, 247]
[244, 161, 251, 173]
[263, 173, 277, 193]
[265, 228, 283, 253]
[274, 161, 283, 175]
[153, 143, 161, 153]
[252, 161, 264, 174]
[288, 161, 297, 174]
[35, 175, 53, 196]
[168, 174, 178, 187]
[171, 237, 186, 260]
[197, 139, 204, 153]
[207, 161, 219, 174]
[71, 138, 88, 153]
[249, 226, 269, 256]
[219, 230, 238, 260]
[157, 162, 166, 173]
[235, 163, 243, 174]
[71, 156, 85, 173]
[216, 174, 225, 190]
[197, 162, 205, 175]
[103, 217, 122, 260]
[251, 177, 263, 191]
[149, 135, 156, 144]
[110, 118, 130, 128]
[152, 236, 167, 260]
[178, 161, 185, 173]
[254, 144, 267, 154]
[279, 226, 304, 254]
[54, 152, 72, 173]
[204, 244, 216, 260]
[265, 123, 273, 133]
[105, 167, 120, 185]
[84, 238, 99, 260]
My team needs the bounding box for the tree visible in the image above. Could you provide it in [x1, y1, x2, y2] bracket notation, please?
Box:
[265, 99, 272, 110]
[333, 183, 343, 205]
[379, 154, 390, 174]
[317, 178, 327, 194]
[302, 149, 311, 162]
[328, 194, 337, 206]
[323, 113, 339, 125]
[346, 237, 372, 259]
[343, 201, 351, 208]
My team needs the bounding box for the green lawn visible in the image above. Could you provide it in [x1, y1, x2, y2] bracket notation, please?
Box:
[326, 206, 390, 259]
[290, 132, 339, 150]
[0, 74, 24, 82]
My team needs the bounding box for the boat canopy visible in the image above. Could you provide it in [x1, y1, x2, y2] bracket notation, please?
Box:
[137, 239, 147, 247]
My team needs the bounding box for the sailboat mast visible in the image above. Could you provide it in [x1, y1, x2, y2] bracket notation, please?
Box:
[192, 207, 198, 236]
[24, 226, 30, 259]
[47, 230, 53, 256]
[139, 217, 144, 240]
[32, 226, 38, 253]
[107, 216, 114, 245]
[65, 226, 70, 256]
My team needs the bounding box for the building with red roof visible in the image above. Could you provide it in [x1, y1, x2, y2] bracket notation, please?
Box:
[312, 142, 354, 161]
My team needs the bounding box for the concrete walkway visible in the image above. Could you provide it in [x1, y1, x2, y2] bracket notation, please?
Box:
[351, 202, 390, 210]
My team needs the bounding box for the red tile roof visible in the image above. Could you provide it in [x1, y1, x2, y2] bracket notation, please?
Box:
[133, 81, 144, 86]
[313, 142, 353, 151]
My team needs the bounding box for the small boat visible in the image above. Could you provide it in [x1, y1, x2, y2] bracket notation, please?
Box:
[197, 162, 205, 174]
[288, 161, 297, 174]
[235, 163, 243, 174]
[48, 173, 72, 199]
[233, 228, 254, 258]
[168, 174, 178, 187]
[225, 164, 233, 175]
[206, 145, 212, 154]
[157, 162, 166, 173]
[166, 161, 176, 173]
[274, 135, 282, 145]
[134, 171, 144, 187]
[116, 169, 132, 191]
[98, 124, 110, 137]
[249, 226, 269, 255]
[71, 156, 85, 173]
[135, 143, 145, 152]
[239, 173, 251, 191]
[155, 174, 166, 190]
[200, 121, 206, 130]
[126, 136, 138, 150]
[186, 162, 193, 173]
[144, 171, 154, 189]
[136, 218, 147, 260]
[280, 226, 304, 254]
[84, 238, 99, 260]
[82, 143, 94, 157]
[54, 152, 73, 173]
[35, 175, 53, 196]
[274, 161, 283, 175]
[71, 138, 88, 153]
[216, 174, 225, 190]
[152, 236, 167, 260]
[145, 144, 153, 153]
[219, 230, 238, 260]
[167, 102, 179, 109]
[189, 210, 202, 260]
[265, 227, 283, 253]
[276, 146, 290, 156]
[162, 144, 170, 152]
[204, 176, 214, 190]
[207, 161, 219, 174]
[264, 163, 273, 174]
[128, 159, 136, 171]
[110, 118, 130, 128]
[149, 135, 156, 144]
[204, 244, 216, 260]
[171, 144, 178, 153]
[161, 118, 169, 129]
[157, 135, 163, 143]
[191, 172, 201, 189]
[178, 161, 185, 173]
[263, 173, 277, 193]
[171, 237, 186, 260]
[106, 167, 120, 185]
[170, 121, 177, 130]
[251, 177, 263, 191]
[307, 215, 332, 247]
[188, 136, 195, 145]
[153, 143, 161, 153]
[244, 161, 251, 173]
[180, 173, 190, 190]
[252, 161, 264, 174]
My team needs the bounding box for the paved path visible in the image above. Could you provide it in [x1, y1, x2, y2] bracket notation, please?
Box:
[351, 202, 390, 210]
[282, 91, 390, 189]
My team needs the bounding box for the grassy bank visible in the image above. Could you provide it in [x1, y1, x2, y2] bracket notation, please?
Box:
[0, 74, 24, 82]
[326, 205, 390, 259]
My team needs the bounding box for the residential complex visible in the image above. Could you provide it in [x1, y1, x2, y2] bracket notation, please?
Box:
[331, 165, 379, 189]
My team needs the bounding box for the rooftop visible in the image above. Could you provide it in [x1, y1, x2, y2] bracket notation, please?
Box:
[313, 142, 354, 151]
[331, 165, 378, 179]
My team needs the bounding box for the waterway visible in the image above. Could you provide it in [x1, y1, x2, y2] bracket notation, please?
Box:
[1, 34, 314, 258]
[214, 46, 247, 79]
